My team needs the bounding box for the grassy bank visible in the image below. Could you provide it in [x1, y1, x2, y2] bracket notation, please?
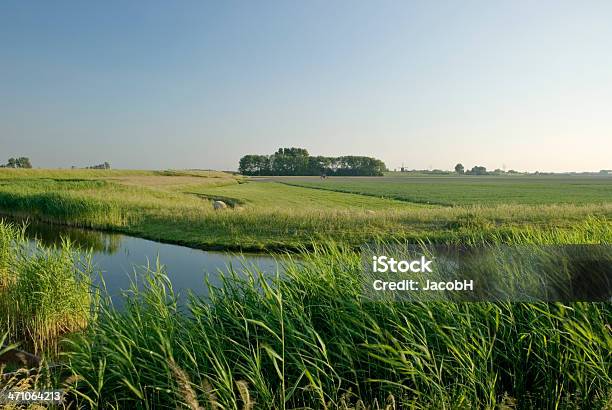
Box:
[0, 168, 236, 180]
[0, 221, 92, 354]
[0, 170, 611, 251]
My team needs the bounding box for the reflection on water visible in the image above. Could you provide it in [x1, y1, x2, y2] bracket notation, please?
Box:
[2, 217, 280, 307]
[22, 220, 123, 254]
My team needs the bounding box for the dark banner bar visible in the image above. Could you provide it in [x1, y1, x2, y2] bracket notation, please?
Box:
[361, 244, 612, 302]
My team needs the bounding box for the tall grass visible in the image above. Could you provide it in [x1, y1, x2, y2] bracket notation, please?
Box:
[0, 220, 93, 354]
[64, 239, 611, 409]
[0, 180, 127, 228]
[0, 222, 22, 289]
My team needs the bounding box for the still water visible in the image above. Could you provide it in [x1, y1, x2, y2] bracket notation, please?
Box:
[6, 218, 281, 305]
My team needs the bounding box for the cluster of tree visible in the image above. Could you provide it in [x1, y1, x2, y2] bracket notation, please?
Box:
[239, 148, 387, 176]
[466, 165, 487, 175]
[86, 162, 111, 169]
[0, 157, 32, 168]
[454, 164, 521, 175]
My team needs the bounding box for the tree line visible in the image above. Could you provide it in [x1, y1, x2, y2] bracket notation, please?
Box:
[239, 148, 387, 176]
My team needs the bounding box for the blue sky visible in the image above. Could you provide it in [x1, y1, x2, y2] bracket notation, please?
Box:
[1, 1, 611, 171]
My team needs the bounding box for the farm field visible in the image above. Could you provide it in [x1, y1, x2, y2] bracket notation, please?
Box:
[0, 169, 611, 250]
[183, 179, 428, 210]
[270, 174, 612, 206]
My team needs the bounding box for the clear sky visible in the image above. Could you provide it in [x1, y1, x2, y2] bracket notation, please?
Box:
[1, 1, 611, 172]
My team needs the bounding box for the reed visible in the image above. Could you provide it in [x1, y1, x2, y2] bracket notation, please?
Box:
[0, 221, 93, 354]
[0, 222, 22, 289]
[63, 235, 611, 408]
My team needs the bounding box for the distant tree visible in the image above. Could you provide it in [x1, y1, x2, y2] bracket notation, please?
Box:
[307, 156, 333, 175]
[3, 157, 31, 168]
[454, 163, 464, 174]
[16, 157, 32, 168]
[86, 161, 111, 170]
[334, 156, 386, 176]
[239, 155, 271, 176]
[270, 148, 309, 175]
[238, 155, 257, 175]
[469, 166, 487, 175]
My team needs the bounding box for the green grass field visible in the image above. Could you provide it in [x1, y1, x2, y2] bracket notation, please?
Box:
[273, 175, 612, 206]
[184, 180, 426, 210]
[0, 170, 610, 250]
